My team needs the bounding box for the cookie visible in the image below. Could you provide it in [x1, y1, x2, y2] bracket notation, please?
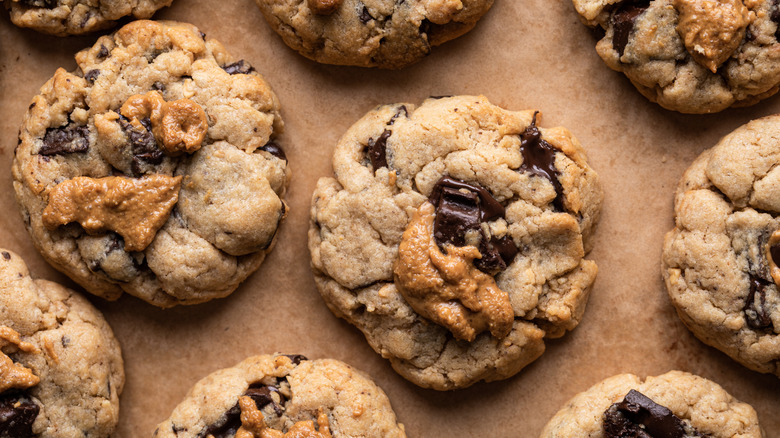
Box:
[308, 95, 603, 390]
[153, 354, 407, 438]
[662, 116, 780, 376]
[571, 0, 780, 113]
[4, 0, 173, 36]
[253, 0, 494, 69]
[12, 20, 290, 308]
[540, 370, 763, 437]
[0, 249, 124, 437]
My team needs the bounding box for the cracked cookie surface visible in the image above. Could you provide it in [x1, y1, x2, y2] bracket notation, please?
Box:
[253, 0, 494, 68]
[663, 115, 780, 376]
[153, 354, 406, 438]
[0, 249, 124, 437]
[540, 371, 763, 438]
[572, 0, 780, 113]
[308, 95, 603, 390]
[4, 0, 173, 36]
[13, 20, 290, 308]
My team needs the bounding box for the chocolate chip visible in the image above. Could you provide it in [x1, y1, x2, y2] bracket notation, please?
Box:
[198, 384, 286, 438]
[1, 252, 9, 260]
[40, 124, 90, 156]
[96, 44, 109, 59]
[772, 0, 780, 40]
[85, 69, 100, 84]
[604, 390, 694, 438]
[429, 95, 453, 99]
[360, 6, 373, 23]
[368, 130, 391, 171]
[0, 393, 39, 438]
[152, 81, 166, 92]
[284, 354, 308, 364]
[612, 2, 649, 57]
[61, 335, 70, 347]
[119, 117, 163, 175]
[745, 276, 774, 330]
[223, 60, 255, 75]
[519, 112, 564, 211]
[772, 242, 780, 275]
[199, 31, 207, 40]
[17, 0, 55, 7]
[388, 106, 408, 125]
[260, 141, 287, 161]
[474, 235, 518, 275]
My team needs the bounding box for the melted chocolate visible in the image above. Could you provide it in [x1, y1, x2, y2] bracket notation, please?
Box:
[603, 390, 690, 438]
[0, 393, 39, 438]
[198, 384, 286, 438]
[612, 2, 649, 57]
[39, 124, 90, 156]
[745, 276, 774, 330]
[368, 130, 391, 171]
[519, 113, 564, 211]
[260, 141, 287, 161]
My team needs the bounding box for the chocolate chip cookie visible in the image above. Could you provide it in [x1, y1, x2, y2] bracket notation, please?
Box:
[253, 0, 494, 68]
[4, 0, 173, 36]
[12, 20, 290, 308]
[153, 354, 407, 438]
[540, 371, 763, 437]
[308, 95, 603, 390]
[571, 0, 780, 113]
[662, 116, 780, 376]
[0, 249, 124, 437]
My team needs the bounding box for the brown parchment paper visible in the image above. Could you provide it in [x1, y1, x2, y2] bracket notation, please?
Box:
[0, 1, 778, 436]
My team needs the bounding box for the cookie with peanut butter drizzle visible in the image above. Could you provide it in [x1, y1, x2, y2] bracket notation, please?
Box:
[663, 115, 780, 376]
[13, 20, 290, 307]
[572, 0, 780, 113]
[0, 249, 124, 437]
[153, 354, 407, 438]
[253, 0, 494, 68]
[309, 96, 603, 389]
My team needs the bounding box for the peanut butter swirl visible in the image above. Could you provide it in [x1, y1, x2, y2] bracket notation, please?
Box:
[42, 175, 182, 252]
[236, 396, 332, 438]
[0, 326, 40, 393]
[394, 202, 513, 342]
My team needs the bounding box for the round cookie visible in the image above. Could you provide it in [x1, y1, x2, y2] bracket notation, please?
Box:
[308, 95, 603, 390]
[12, 20, 290, 308]
[4, 0, 173, 36]
[153, 354, 407, 438]
[571, 0, 780, 114]
[0, 249, 124, 437]
[540, 370, 763, 438]
[662, 116, 780, 376]
[253, 0, 494, 69]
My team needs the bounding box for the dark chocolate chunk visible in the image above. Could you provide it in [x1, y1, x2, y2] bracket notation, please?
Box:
[612, 2, 649, 57]
[474, 235, 518, 275]
[360, 6, 373, 23]
[368, 130, 391, 171]
[197, 384, 286, 438]
[284, 354, 308, 364]
[223, 60, 255, 75]
[61, 335, 71, 347]
[604, 389, 689, 438]
[84, 69, 100, 84]
[260, 141, 287, 161]
[119, 117, 163, 175]
[17, 0, 55, 7]
[1, 252, 9, 260]
[745, 276, 774, 330]
[431, 185, 481, 248]
[40, 124, 90, 156]
[0, 393, 39, 438]
[771, 242, 780, 272]
[772, 0, 780, 40]
[96, 44, 109, 59]
[429, 95, 453, 99]
[152, 81, 166, 91]
[519, 112, 564, 211]
[388, 106, 408, 125]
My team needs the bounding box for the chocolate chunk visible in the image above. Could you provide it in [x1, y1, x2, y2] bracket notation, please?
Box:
[17, 0, 55, 7]
[773, 0, 780, 40]
[119, 117, 163, 175]
[603, 390, 689, 438]
[1, 252, 9, 260]
[260, 141, 287, 161]
[40, 124, 90, 156]
[745, 276, 774, 330]
[84, 69, 100, 84]
[368, 130, 391, 171]
[429, 176, 516, 274]
[223, 60, 255, 75]
[772, 242, 780, 274]
[519, 113, 564, 211]
[0, 393, 39, 438]
[612, 2, 649, 57]
[284, 354, 308, 364]
[198, 383, 287, 438]
[151, 81, 166, 91]
[96, 44, 109, 59]
[388, 106, 408, 125]
[360, 6, 373, 23]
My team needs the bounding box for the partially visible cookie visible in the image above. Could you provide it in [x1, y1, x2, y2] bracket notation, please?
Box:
[0, 249, 124, 437]
[13, 20, 290, 308]
[540, 371, 763, 437]
[663, 116, 780, 376]
[571, 0, 780, 113]
[309, 95, 603, 389]
[153, 354, 407, 438]
[4, 0, 173, 36]
[254, 0, 494, 68]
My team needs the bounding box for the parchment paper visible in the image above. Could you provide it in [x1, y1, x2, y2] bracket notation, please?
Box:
[0, 1, 777, 436]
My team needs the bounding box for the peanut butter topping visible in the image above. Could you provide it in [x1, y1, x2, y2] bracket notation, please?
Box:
[120, 91, 208, 155]
[307, 0, 342, 15]
[673, 0, 754, 73]
[767, 230, 780, 286]
[235, 397, 332, 438]
[0, 327, 40, 393]
[42, 175, 182, 252]
[393, 202, 513, 342]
